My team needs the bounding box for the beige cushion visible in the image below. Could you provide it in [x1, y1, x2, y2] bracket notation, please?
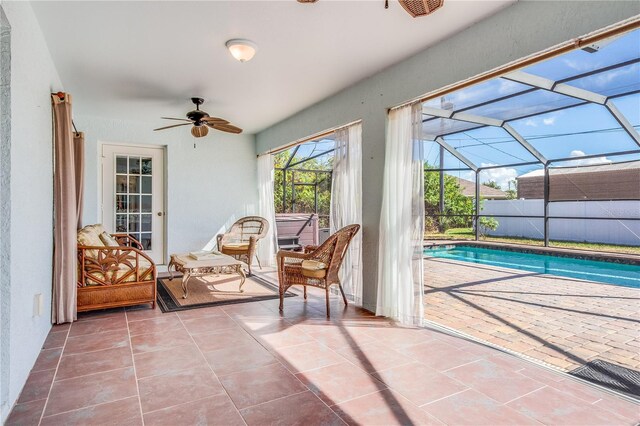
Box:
[100, 232, 120, 247]
[223, 242, 250, 249]
[77, 225, 106, 259]
[301, 260, 327, 279]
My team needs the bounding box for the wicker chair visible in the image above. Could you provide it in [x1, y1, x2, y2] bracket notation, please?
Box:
[277, 224, 360, 317]
[216, 216, 270, 275]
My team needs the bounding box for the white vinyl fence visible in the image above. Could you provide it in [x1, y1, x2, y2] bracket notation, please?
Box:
[481, 200, 640, 246]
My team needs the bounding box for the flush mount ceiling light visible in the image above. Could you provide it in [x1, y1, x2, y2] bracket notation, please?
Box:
[225, 39, 258, 62]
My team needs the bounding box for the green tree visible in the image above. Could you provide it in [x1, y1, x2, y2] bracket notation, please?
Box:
[424, 166, 474, 232]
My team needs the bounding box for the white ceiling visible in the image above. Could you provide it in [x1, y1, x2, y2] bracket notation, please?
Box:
[32, 0, 515, 134]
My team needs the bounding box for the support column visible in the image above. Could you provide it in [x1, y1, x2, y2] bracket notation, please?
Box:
[544, 164, 550, 246]
[475, 170, 480, 241]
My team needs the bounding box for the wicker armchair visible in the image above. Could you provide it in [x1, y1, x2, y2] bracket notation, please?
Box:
[277, 224, 360, 317]
[216, 216, 270, 276]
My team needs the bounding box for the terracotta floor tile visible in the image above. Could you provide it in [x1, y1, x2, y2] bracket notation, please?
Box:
[42, 330, 68, 350]
[5, 399, 46, 426]
[220, 363, 308, 409]
[56, 346, 133, 380]
[180, 315, 239, 334]
[296, 362, 386, 406]
[76, 308, 125, 322]
[138, 366, 225, 413]
[130, 330, 194, 354]
[44, 367, 137, 416]
[68, 315, 128, 337]
[335, 342, 415, 373]
[306, 326, 377, 351]
[250, 321, 316, 349]
[63, 329, 129, 355]
[363, 326, 435, 349]
[516, 365, 567, 384]
[333, 389, 443, 426]
[445, 359, 546, 404]
[134, 344, 207, 379]
[547, 377, 610, 404]
[240, 390, 344, 426]
[17, 369, 55, 403]
[203, 340, 277, 376]
[40, 396, 142, 426]
[175, 306, 228, 321]
[507, 386, 631, 425]
[373, 362, 467, 406]
[400, 340, 484, 372]
[143, 394, 244, 426]
[126, 305, 172, 322]
[276, 341, 347, 373]
[127, 315, 185, 336]
[32, 348, 63, 372]
[191, 326, 256, 352]
[422, 388, 540, 425]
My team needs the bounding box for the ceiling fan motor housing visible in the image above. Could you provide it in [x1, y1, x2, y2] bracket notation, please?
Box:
[399, 0, 444, 17]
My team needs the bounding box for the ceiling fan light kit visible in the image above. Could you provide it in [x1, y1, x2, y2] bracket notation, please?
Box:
[225, 39, 258, 62]
[153, 97, 242, 138]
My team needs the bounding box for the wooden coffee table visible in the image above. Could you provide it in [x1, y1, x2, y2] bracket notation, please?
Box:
[168, 253, 246, 299]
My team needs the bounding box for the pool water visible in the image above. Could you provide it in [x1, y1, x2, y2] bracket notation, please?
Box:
[425, 245, 640, 288]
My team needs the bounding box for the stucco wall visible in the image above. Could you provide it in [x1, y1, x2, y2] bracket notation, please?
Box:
[76, 115, 258, 260]
[0, 1, 63, 421]
[256, 1, 640, 312]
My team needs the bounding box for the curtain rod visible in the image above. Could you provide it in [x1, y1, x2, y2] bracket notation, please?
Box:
[259, 119, 362, 157]
[389, 16, 640, 112]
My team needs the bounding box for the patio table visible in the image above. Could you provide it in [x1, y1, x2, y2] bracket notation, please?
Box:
[168, 253, 246, 299]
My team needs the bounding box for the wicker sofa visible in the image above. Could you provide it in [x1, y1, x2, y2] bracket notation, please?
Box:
[77, 224, 157, 312]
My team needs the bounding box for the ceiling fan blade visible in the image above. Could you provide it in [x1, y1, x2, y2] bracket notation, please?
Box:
[208, 123, 243, 134]
[201, 116, 230, 124]
[153, 123, 191, 131]
[161, 117, 193, 122]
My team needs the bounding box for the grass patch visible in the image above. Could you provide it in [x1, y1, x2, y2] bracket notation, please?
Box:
[426, 228, 640, 255]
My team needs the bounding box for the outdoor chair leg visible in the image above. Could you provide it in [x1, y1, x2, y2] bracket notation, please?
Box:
[279, 285, 285, 312]
[325, 287, 330, 317]
[255, 255, 263, 270]
[303, 286, 307, 300]
[338, 284, 348, 306]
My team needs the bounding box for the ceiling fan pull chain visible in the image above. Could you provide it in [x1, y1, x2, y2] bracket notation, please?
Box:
[384, 0, 388, 9]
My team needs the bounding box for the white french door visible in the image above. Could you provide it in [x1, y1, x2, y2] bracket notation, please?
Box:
[102, 144, 165, 264]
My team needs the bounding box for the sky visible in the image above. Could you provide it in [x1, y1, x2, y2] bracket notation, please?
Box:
[422, 28, 640, 189]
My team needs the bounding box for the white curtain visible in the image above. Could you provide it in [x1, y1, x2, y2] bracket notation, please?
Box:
[330, 122, 363, 306]
[257, 154, 278, 266]
[376, 103, 425, 325]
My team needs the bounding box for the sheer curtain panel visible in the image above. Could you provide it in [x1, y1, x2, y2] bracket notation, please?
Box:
[257, 153, 278, 267]
[376, 103, 425, 325]
[330, 122, 363, 306]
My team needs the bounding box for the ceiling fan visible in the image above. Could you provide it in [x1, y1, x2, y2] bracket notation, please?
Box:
[153, 98, 242, 138]
[297, 0, 444, 18]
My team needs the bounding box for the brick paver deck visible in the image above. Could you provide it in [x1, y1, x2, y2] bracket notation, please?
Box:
[424, 257, 640, 372]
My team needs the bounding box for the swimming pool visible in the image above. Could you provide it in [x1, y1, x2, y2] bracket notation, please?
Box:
[424, 245, 640, 288]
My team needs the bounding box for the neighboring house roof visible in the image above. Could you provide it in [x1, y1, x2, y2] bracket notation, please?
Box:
[454, 177, 508, 199]
[518, 161, 640, 179]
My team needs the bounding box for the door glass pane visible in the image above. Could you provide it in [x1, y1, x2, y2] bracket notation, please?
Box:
[113, 154, 154, 253]
[141, 176, 152, 194]
[141, 214, 152, 232]
[141, 195, 152, 213]
[141, 158, 152, 175]
[129, 157, 140, 174]
[116, 156, 128, 173]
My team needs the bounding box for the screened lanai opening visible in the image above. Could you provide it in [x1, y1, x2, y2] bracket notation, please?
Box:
[422, 27, 640, 383]
[273, 135, 335, 250]
[422, 27, 640, 255]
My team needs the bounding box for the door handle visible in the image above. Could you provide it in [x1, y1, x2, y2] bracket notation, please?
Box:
[157, 212, 164, 217]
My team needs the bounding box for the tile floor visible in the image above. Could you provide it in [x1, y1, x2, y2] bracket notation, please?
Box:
[7, 285, 640, 425]
[425, 257, 640, 371]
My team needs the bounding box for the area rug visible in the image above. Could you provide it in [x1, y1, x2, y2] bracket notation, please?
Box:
[570, 359, 640, 398]
[157, 273, 295, 313]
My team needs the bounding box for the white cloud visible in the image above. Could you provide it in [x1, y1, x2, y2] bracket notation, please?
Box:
[566, 150, 612, 166]
[479, 163, 518, 191]
[524, 119, 537, 127]
[542, 117, 556, 125]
